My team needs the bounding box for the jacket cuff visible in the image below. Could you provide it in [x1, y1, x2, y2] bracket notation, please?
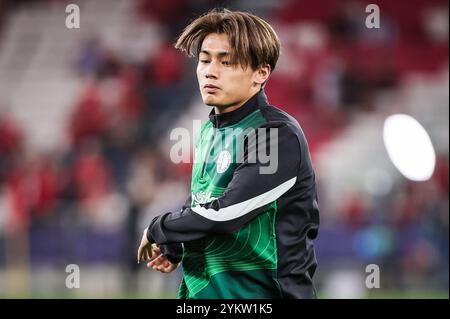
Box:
[146, 216, 159, 243]
[159, 243, 184, 264]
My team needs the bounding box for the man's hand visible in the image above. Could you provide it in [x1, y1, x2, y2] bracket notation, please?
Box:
[147, 244, 179, 273]
[137, 228, 154, 263]
[137, 228, 179, 273]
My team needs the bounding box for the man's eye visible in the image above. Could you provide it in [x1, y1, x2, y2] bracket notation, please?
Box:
[200, 60, 210, 64]
[222, 61, 231, 66]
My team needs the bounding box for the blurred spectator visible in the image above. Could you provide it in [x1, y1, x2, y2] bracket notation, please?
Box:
[69, 82, 109, 149]
[76, 38, 104, 77]
[117, 66, 145, 121]
[151, 43, 185, 87]
[27, 154, 59, 220]
[136, 0, 190, 37]
[0, 112, 24, 184]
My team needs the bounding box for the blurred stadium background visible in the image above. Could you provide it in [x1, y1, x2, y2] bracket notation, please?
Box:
[0, 0, 448, 299]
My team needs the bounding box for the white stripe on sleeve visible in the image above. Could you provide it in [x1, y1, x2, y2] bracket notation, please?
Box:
[191, 177, 296, 222]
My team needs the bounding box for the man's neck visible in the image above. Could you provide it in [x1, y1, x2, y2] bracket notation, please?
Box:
[214, 89, 260, 115]
[214, 103, 242, 115]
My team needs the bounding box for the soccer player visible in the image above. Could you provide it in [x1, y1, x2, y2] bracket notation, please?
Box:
[137, 8, 320, 299]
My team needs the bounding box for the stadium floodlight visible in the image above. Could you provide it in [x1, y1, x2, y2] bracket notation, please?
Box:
[383, 114, 436, 181]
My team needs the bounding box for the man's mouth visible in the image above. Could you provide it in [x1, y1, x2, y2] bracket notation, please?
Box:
[204, 84, 220, 93]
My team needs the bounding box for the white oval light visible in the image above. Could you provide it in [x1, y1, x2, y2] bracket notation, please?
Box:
[383, 114, 436, 181]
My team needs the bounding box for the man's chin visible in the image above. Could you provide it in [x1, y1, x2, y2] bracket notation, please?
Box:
[203, 96, 220, 107]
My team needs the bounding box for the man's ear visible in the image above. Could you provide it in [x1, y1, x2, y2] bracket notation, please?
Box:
[253, 64, 271, 86]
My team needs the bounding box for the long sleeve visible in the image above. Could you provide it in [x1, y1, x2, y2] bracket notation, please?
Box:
[156, 194, 191, 263]
[147, 123, 301, 245]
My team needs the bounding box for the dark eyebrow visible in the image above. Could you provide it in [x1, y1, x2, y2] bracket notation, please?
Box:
[200, 50, 230, 58]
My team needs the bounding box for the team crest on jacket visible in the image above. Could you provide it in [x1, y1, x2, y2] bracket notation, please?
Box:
[216, 150, 231, 173]
[192, 191, 217, 205]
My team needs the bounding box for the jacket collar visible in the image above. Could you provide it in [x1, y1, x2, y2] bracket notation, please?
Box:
[208, 89, 268, 128]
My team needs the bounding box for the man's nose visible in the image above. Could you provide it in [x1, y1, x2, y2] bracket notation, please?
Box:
[205, 61, 219, 79]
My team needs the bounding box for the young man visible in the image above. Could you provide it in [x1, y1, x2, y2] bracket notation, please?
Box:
[137, 8, 320, 299]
